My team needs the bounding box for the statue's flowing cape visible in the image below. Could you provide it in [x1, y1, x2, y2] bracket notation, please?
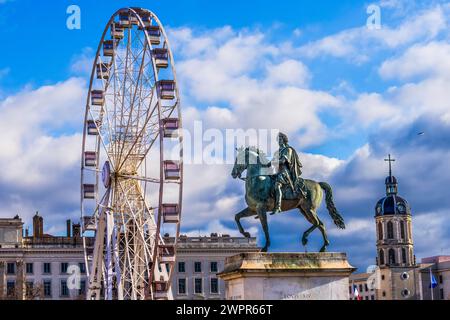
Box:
[283, 146, 303, 186]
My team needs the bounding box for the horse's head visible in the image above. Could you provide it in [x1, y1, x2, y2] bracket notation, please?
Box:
[231, 146, 247, 179]
[231, 146, 268, 179]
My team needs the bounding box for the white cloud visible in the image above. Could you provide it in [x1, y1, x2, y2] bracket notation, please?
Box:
[298, 6, 448, 62]
[0, 77, 86, 229]
[265, 60, 310, 87]
[413, 211, 450, 259]
[70, 47, 95, 76]
[328, 218, 373, 237]
[379, 41, 450, 80]
[176, 27, 341, 148]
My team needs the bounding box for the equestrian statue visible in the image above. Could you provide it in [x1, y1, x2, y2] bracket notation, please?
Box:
[231, 132, 345, 252]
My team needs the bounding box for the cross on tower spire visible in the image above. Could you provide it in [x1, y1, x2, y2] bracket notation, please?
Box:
[384, 154, 395, 178]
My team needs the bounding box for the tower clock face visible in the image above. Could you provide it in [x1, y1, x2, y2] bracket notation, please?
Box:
[397, 203, 406, 213]
[376, 205, 382, 214]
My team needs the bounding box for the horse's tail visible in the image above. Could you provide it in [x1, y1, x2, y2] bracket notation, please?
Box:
[319, 182, 345, 229]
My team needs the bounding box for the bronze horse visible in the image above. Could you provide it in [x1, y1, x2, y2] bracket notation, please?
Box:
[231, 147, 345, 252]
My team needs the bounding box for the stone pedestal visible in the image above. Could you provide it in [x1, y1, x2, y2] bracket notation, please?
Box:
[218, 252, 356, 300]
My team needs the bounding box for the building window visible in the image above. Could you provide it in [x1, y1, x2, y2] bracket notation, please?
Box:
[378, 222, 383, 240]
[26, 262, 34, 274]
[194, 278, 203, 294]
[439, 275, 443, 284]
[400, 221, 406, 239]
[6, 281, 15, 297]
[60, 280, 69, 297]
[60, 262, 69, 274]
[382, 291, 386, 297]
[365, 283, 368, 292]
[78, 262, 86, 274]
[210, 278, 219, 294]
[371, 295, 375, 300]
[401, 248, 407, 264]
[381, 274, 385, 280]
[388, 248, 396, 265]
[43, 262, 51, 274]
[178, 278, 186, 295]
[387, 221, 394, 239]
[6, 262, 15, 274]
[26, 281, 34, 297]
[440, 288, 444, 300]
[359, 284, 363, 293]
[43, 280, 52, 297]
[178, 262, 185, 273]
[348, 286, 352, 294]
[79, 280, 86, 296]
[210, 261, 218, 273]
[379, 249, 385, 265]
[194, 262, 202, 273]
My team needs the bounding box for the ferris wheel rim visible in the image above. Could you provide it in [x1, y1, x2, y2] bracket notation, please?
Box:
[80, 7, 183, 300]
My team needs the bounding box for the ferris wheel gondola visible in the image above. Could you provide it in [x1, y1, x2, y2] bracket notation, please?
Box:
[80, 7, 183, 300]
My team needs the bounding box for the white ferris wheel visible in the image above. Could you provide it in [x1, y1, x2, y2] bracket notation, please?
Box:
[80, 7, 183, 300]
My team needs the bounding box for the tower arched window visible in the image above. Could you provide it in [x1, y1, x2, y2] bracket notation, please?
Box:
[388, 248, 396, 265]
[387, 221, 394, 239]
[402, 248, 407, 264]
[378, 222, 383, 240]
[379, 249, 385, 265]
[400, 221, 406, 239]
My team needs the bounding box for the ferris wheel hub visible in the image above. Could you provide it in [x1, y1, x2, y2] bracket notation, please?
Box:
[102, 161, 111, 188]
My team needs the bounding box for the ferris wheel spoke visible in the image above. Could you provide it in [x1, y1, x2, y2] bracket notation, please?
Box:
[117, 173, 160, 184]
[116, 41, 149, 171]
[116, 90, 159, 172]
[87, 107, 117, 168]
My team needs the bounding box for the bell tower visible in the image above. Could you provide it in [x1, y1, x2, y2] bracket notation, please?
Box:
[375, 154, 414, 268]
[374, 155, 418, 300]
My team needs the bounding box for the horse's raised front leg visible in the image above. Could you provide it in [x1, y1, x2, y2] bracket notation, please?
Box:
[257, 206, 270, 252]
[235, 207, 256, 238]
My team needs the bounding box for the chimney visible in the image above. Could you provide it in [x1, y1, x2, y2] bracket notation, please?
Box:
[66, 219, 72, 237]
[32, 212, 43, 238]
[72, 223, 81, 238]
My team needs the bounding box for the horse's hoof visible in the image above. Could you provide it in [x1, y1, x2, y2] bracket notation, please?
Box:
[302, 237, 308, 246]
[319, 246, 327, 253]
[243, 232, 251, 238]
[261, 247, 268, 253]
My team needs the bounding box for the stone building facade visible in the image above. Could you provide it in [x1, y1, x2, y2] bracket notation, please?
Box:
[1, 213, 259, 300]
[0, 213, 92, 300]
[165, 234, 260, 300]
[419, 256, 450, 300]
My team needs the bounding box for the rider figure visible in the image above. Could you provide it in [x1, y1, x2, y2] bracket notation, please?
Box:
[270, 132, 307, 215]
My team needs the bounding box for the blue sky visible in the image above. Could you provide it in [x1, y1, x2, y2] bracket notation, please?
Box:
[0, 0, 449, 271]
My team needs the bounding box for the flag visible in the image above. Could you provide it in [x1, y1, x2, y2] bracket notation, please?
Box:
[430, 274, 438, 289]
[353, 285, 362, 300]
